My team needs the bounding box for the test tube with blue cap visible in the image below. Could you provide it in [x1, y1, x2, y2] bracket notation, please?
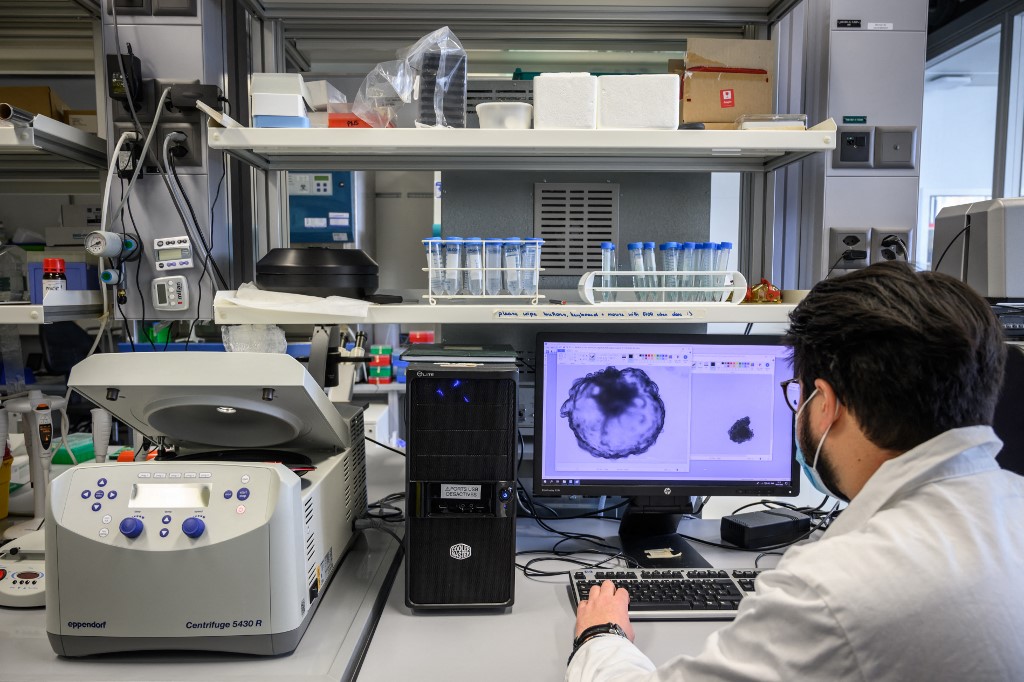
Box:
[443, 236, 463, 295]
[659, 242, 679, 302]
[484, 239, 503, 295]
[522, 237, 544, 296]
[600, 242, 617, 302]
[678, 242, 696, 301]
[422, 237, 444, 296]
[503, 237, 523, 295]
[627, 242, 645, 301]
[697, 242, 715, 301]
[714, 241, 733, 301]
[642, 242, 657, 302]
[464, 237, 484, 296]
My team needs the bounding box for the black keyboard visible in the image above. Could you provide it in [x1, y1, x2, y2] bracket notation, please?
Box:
[571, 568, 762, 620]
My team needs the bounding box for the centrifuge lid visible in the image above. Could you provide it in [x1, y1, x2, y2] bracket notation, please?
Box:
[68, 352, 347, 452]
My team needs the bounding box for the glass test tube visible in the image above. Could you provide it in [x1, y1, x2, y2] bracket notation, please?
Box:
[627, 242, 645, 302]
[464, 237, 484, 296]
[659, 242, 679, 303]
[678, 242, 696, 302]
[423, 237, 444, 296]
[522, 237, 544, 296]
[503, 237, 523, 296]
[642, 242, 657, 303]
[484, 239, 503, 295]
[443, 237, 463, 296]
[697, 243, 714, 301]
[600, 242, 617, 302]
[714, 241, 732, 302]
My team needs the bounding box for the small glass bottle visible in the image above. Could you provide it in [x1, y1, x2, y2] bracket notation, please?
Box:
[600, 242, 617, 303]
[42, 257, 67, 299]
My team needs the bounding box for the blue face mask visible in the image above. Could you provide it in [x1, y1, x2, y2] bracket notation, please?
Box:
[794, 388, 841, 498]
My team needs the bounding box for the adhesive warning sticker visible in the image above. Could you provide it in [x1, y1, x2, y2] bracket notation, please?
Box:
[720, 89, 735, 108]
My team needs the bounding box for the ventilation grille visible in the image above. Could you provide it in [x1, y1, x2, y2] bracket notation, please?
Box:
[305, 498, 317, 584]
[534, 183, 620, 276]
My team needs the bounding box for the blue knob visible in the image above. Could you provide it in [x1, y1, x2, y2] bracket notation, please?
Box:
[181, 517, 206, 539]
[119, 517, 144, 539]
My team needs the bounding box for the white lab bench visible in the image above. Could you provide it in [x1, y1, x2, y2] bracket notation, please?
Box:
[0, 444, 796, 681]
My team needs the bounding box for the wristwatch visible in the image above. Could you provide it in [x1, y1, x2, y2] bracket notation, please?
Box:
[567, 622, 629, 665]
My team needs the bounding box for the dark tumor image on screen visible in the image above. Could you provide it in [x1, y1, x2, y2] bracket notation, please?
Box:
[728, 416, 754, 444]
[559, 366, 666, 459]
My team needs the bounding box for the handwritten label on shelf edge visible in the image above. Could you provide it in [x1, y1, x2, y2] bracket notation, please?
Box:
[492, 309, 707, 320]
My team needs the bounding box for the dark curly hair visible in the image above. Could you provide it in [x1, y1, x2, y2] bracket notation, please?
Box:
[784, 261, 1006, 452]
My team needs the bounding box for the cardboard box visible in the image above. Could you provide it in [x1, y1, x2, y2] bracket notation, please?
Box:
[66, 110, 98, 134]
[675, 38, 775, 124]
[27, 262, 99, 304]
[45, 226, 93, 247]
[61, 204, 102, 227]
[0, 86, 69, 121]
[252, 93, 308, 117]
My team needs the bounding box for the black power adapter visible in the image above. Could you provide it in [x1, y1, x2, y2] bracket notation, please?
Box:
[720, 509, 811, 549]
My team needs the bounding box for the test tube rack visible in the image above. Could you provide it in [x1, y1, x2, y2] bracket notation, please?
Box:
[577, 270, 748, 306]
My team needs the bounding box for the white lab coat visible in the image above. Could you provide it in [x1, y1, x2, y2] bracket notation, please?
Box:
[567, 426, 1024, 682]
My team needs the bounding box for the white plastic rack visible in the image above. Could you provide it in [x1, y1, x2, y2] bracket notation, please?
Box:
[578, 270, 747, 306]
[208, 119, 837, 172]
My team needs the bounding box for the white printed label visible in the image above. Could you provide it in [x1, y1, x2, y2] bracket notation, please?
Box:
[304, 217, 328, 228]
[331, 233, 349, 242]
[867, 22, 893, 30]
[288, 173, 313, 195]
[42, 280, 67, 297]
[441, 484, 481, 500]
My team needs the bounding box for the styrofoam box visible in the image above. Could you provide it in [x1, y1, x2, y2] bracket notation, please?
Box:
[251, 73, 311, 100]
[533, 73, 598, 130]
[598, 74, 680, 130]
[251, 93, 308, 117]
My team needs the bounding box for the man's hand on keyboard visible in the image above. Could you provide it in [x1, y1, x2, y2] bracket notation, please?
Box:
[575, 580, 635, 642]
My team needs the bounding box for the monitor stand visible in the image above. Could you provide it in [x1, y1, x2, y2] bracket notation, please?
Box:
[617, 499, 712, 569]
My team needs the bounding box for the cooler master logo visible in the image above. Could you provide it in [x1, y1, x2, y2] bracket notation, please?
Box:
[450, 543, 472, 560]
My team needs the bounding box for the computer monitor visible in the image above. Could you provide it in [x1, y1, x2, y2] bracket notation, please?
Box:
[534, 332, 799, 568]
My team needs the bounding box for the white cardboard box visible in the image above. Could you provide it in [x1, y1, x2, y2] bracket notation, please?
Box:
[45, 226, 92, 246]
[251, 93, 309, 117]
[60, 204, 102, 227]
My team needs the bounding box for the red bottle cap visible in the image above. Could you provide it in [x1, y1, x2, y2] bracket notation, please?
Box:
[42, 258, 66, 273]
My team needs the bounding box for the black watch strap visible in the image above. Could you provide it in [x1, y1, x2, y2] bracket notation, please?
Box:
[567, 623, 627, 666]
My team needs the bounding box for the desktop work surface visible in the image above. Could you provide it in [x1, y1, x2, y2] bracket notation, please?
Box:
[0, 445, 753, 682]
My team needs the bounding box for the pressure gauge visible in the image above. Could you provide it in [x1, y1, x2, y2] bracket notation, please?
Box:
[85, 231, 136, 259]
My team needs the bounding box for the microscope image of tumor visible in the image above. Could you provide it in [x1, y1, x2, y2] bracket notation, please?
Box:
[560, 366, 666, 459]
[728, 416, 754, 444]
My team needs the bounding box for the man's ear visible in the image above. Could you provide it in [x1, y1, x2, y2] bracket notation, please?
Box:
[813, 378, 841, 424]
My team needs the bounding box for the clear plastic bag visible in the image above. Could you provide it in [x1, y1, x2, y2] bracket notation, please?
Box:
[221, 324, 287, 354]
[352, 26, 467, 128]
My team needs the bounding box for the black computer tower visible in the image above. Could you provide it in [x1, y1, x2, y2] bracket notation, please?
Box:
[405, 363, 518, 609]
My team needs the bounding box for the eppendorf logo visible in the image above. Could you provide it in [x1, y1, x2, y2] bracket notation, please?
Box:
[449, 543, 472, 560]
[67, 621, 107, 629]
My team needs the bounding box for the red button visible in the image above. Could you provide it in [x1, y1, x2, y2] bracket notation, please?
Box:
[0, 569, 6, 581]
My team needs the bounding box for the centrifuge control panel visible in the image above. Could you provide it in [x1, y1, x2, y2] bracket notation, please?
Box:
[56, 464, 277, 550]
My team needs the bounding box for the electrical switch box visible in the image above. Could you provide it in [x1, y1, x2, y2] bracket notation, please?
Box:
[834, 127, 873, 168]
[874, 127, 917, 169]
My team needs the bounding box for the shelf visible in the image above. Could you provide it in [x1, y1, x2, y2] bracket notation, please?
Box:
[208, 119, 836, 173]
[214, 291, 795, 325]
[0, 114, 106, 193]
[0, 290, 105, 324]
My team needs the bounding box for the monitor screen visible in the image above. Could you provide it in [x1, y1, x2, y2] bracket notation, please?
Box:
[534, 333, 799, 499]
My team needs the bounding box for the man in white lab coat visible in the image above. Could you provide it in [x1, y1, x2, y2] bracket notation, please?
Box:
[567, 261, 1024, 681]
